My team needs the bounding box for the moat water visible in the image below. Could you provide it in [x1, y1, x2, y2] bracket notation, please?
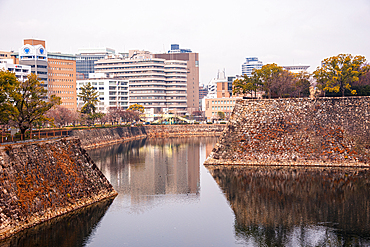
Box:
[2, 136, 370, 246]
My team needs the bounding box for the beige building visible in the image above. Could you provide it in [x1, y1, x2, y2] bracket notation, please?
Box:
[0, 51, 11, 59]
[204, 76, 241, 121]
[153, 46, 199, 114]
[204, 97, 239, 121]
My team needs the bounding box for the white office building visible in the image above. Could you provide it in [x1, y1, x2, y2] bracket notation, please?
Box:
[95, 54, 187, 114]
[0, 59, 31, 81]
[241, 57, 263, 77]
[76, 73, 129, 113]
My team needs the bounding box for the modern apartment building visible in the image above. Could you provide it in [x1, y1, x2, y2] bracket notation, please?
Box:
[153, 44, 199, 114]
[76, 48, 115, 79]
[48, 52, 77, 110]
[77, 73, 129, 113]
[0, 59, 31, 81]
[242, 57, 263, 77]
[95, 54, 187, 114]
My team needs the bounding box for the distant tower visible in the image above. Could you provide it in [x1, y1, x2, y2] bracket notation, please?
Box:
[241, 57, 263, 77]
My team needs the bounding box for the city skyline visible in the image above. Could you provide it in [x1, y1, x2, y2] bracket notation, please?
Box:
[0, 0, 369, 84]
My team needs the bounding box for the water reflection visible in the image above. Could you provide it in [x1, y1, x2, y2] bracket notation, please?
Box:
[0, 198, 114, 247]
[206, 165, 370, 246]
[88, 138, 202, 206]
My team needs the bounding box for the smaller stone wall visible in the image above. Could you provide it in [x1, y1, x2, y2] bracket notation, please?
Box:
[70, 125, 225, 149]
[0, 137, 117, 240]
[144, 124, 224, 138]
[69, 126, 147, 149]
[205, 97, 370, 167]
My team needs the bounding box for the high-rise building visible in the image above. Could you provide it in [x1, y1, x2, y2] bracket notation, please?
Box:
[95, 53, 188, 114]
[76, 48, 115, 79]
[47, 52, 77, 110]
[241, 57, 263, 77]
[153, 44, 199, 114]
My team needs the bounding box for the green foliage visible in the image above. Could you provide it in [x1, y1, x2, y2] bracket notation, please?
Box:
[313, 54, 369, 96]
[1, 73, 61, 137]
[0, 70, 19, 123]
[128, 103, 145, 113]
[233, 73, 261, 97]
[234, 64, 311, 98]
[255, 63, 284, 98]
[217, 111, 225, 120]
[78, 82, 99, 125]
[78, 82, 99, 115]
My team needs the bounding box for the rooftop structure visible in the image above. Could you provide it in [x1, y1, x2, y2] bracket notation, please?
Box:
[17, 39, 48, 87]
[282, 65, 310, 73]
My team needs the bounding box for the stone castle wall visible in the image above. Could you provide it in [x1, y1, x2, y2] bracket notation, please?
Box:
[205, 97, 370, 167]
[70, 124, 225, 149]
[0, 137, 117, 240]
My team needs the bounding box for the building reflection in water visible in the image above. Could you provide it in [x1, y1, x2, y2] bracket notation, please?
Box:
[89, 137, 204, 207]
[206, 165, 370, 246]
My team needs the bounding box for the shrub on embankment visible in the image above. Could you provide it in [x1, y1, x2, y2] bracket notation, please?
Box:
[205, 97, 370, 167]
[0, 137, 117, 240]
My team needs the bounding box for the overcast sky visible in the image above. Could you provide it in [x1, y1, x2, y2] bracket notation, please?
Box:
[1, 0, 369, 84]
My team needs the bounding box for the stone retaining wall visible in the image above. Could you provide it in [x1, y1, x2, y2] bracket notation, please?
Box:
[205, 97, 370, 167]
[69, 126, 147, 149]
[70, 124, 224, 149]
[0, 137, 117, 240]
[144, 124, 224, 138]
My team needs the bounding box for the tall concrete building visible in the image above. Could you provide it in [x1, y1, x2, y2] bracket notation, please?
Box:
[95, 53, 188, 114]
[48, 52, 77, 110]
[153, 44, 199, 114]
[242, 57, 263, 77]
[76, 48, 115, 79]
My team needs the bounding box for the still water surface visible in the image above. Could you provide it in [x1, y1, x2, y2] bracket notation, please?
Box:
[2, 136, 370, 246]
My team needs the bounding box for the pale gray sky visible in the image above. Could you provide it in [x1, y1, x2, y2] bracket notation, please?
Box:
[1, 0, 369, 84]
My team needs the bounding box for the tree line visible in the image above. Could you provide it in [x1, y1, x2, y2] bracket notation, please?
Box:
[233, 54, 370, 98]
